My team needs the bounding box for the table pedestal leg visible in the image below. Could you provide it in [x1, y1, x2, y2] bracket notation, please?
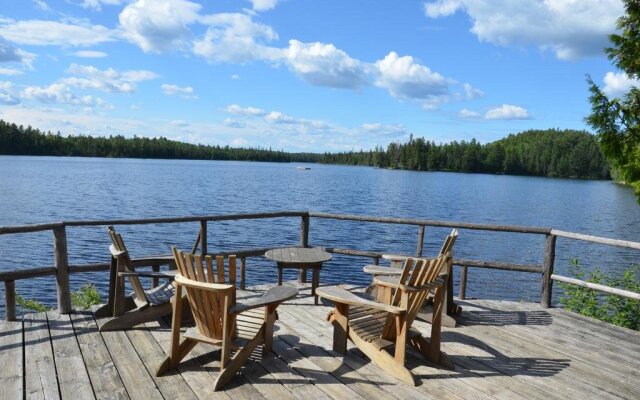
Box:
[277, 266, 283, 286]
[312, 268, 320, 305]
[298, 268, 307, 283]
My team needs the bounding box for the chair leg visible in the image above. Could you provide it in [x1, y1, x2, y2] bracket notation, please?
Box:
[156, 338, 198, 376]
[349, 330, 416, 386]
[213, 326, 265, 391]
[332, 303, 349, 354]
[263, 305, 277, 353]
[408, 334, 454, 370]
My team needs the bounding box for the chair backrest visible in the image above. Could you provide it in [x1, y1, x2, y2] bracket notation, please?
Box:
[107, 226, 148, 304]
[172, 247, 237, 341]
[381, 230, 458, 339]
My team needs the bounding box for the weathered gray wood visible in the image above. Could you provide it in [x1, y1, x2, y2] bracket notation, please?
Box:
[416, 225, 425, 257]
[0, 319, 23, 399]
[200, 220, 207, 256]
[69, 312, 129, 400]
[308, 211, 552, 234]
[453, 259, 543, 273]
[541, 234, 556, 308]
[551, 274, 640, 300]
[300, 214, 310, 247]
[458, 266, 468, 300]
[0, 222, 61, 234]
[53, 225, 72, 314]
[47, 311, 95, 400]
[100, 329, 164, 400]
[552, 229, 640, 250]
[24, 312, 60, 400]
[0, 267, 57, 282]
[4, 280, 16, 321]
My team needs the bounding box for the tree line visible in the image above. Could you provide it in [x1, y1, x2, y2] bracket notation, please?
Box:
[0, 119, 610, 180]
[320, 129, 610, 179]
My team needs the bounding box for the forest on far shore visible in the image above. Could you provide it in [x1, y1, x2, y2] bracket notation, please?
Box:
[0, 119, 610, 180]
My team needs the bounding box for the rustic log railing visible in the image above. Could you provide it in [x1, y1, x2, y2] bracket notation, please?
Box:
[1, 211, 639, 321]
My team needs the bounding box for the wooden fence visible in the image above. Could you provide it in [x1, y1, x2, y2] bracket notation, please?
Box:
[1, 211, 638, 321]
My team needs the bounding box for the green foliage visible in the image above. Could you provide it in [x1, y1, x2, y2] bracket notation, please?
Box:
[71, 284, 102, 310]
[586, 0, 640, 202]
[321, 129, 610, 179]
[559, 260, 640, 330]
[0, 120, 610, 180]
[15, 294, 49, 312]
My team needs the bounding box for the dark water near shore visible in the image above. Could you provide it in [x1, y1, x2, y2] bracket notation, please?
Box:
[1, 156, 639, 316]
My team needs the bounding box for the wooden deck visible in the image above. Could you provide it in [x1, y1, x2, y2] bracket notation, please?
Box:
[1, 282, 638, 400]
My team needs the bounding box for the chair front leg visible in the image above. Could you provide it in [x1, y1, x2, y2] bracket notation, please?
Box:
[263, 304, 277, 353]
[332, 303, 349, 354]
[394, 313, 408, 365]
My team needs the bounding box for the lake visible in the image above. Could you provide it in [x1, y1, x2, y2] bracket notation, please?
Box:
[1, 155, 639, 316]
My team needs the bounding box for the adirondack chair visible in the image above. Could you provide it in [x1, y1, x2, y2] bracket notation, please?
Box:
[95, 226, 178, 331]
[317, 254, 452, 386]
[156, 247, 298, 391]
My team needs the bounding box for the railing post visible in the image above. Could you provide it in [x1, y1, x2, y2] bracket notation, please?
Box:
[458, 266, 468, 300]
[53, 225, 72, 314]
[541, 234, 557, 308]
[4, 280, 16, 321]
[299, 214, 310, 283]
[200, 220, 208, 256]
[300, 214, 310, 247]
[416, 225, 425, 257]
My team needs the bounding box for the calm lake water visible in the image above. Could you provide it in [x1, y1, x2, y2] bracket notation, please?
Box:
[1, 156, 639, 316]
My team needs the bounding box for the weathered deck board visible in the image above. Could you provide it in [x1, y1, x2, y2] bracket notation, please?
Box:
[1, 282, 638, 400]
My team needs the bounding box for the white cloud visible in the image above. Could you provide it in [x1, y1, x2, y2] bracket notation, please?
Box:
[0, 68, 23, 76]
[119, 0, 201, 53]
[161, 83, 197, 99]
[264, 111, 296, 124]
[602, 71, 639, 98]
[424, 0, 624, 60]
[224, 104, 267, 116]
[72, 50, 108, 58]
[21, 82, 109, 107]
[60, 63, 158, 93]
[0, 19, 114, 47]
[458, 108, 480, 118]
[231, 137, 249, 146]
[463, 83, 484, 100]
[193, 13, 279, 63]
[248, 0, 278, 12]
[283, 40, 369, 89]
[360, 123, 407, 137]
[374, 51, 449, 103]
[0, 36, 36, 67]
[223, 118, 246, 128]
[33, 0, 52, 12]
[0, 81, 20, 105]
[79, 0, 125, 11]
[231, 74, 240, 80]
[484, 104, 530, 120]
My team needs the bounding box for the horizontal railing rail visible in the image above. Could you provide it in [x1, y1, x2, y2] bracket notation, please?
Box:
[0, 211, 638, 321]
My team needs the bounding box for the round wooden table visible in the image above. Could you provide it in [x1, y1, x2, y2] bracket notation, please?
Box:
[264, 247, 332, 305]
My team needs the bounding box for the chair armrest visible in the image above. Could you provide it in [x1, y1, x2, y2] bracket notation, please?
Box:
[317, 286, 405, 314]
[374, 276, 445, 293]
[230, 286, 298, 315]
[174, 274, 234, 292]
[118, 270, 178, 280]
[363, 265, 403, 275]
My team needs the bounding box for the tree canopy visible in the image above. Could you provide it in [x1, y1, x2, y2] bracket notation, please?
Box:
[586, 0, 640, 200]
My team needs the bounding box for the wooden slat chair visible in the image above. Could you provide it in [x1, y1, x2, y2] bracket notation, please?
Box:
[157, 247, 298, 391]
[317, 254, 452, 386]
[364, 229, 458, 306]
[95, 226, 178, 331]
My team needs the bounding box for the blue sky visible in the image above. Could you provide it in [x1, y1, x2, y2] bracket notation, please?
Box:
[0, 0, 635, 152]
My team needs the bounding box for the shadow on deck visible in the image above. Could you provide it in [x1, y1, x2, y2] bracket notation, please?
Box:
[1, 282, 638, 400]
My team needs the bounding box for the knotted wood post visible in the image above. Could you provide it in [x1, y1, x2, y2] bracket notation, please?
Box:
[416, 225, 425, 257]
[53, 225, 72, 314]
[299, 214, 310, 283]
[458, 266, 468, 300]
[4, 280, 16, 321]
[200, 220, 208, 256]
[541, 234, 557, 308]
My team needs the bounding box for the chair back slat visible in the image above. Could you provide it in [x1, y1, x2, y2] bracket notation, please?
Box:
[173, 247, 237, 341]
[107, 226, 148, 304]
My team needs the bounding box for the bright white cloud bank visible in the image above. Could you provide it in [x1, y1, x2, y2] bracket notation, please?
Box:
[424, 0, 624, 60]
[0, 19, 114, 47]
[484, 104, 530, 120]
[602, 71, 639, 97]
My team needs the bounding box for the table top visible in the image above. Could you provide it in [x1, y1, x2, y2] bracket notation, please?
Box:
[264, 247, 332, 265]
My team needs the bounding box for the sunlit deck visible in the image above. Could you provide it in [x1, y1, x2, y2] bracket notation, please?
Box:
[1, 282, 637, 400]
